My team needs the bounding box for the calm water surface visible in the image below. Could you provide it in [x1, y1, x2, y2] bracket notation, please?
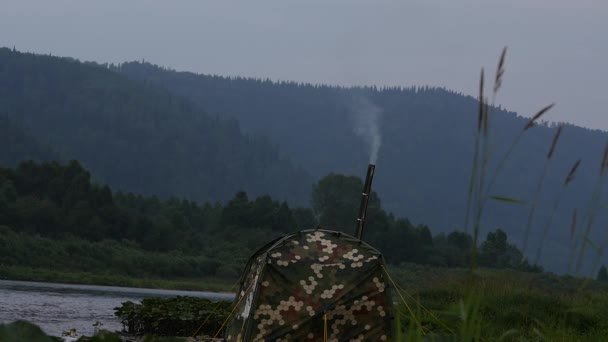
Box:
[0, 279, 234, 337]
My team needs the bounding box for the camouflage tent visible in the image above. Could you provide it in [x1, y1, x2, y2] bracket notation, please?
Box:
[224, 228, 394, 341]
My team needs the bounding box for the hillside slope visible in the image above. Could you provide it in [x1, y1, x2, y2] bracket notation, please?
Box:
[119, 62, 608, 273]
[0, 48, 311, 204]
[0, 116, 58, 165]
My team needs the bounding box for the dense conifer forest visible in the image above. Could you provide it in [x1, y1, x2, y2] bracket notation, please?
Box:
[1, 48, 607, 272]
[0, 161, 538, 281]
[0, 48, 310, 206]
[118, 62, 608, 273]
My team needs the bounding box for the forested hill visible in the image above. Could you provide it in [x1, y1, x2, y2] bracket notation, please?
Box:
[0, 48, 311, 204]
[2, 48, 607, 273]
[119, 62, 608, 273]
[0, 116, 58, 165]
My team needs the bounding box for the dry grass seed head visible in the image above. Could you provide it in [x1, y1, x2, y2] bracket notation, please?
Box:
[524, 104, 555, 130]
[570, 209, 577, 241]
[601, 141, 608, 175]
[478, 68, 485, 132]
[547, 126, 563, 160]
[494, 47, 507, 94]
[565, 159, 581, 185]
[483, 99, 490, 136]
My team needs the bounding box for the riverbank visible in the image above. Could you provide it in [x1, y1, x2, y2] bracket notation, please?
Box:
[3, 266, 608, 340]
[0, 265, 235, 293]
[0, 279, 233, 338]
[0, 320, 217, 342]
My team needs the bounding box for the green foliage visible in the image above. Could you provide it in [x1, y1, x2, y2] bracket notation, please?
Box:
[77, 330, 123, 341]
[0, 160, 322, 281]
[597, 265, 608, 282]
[0, 321, 190, 341]
[0, 229, 222, 280]
[390, 266, 608, 341]
[0, 160, 127, 241]
[0, 264, 231, 292]
[0, 320, 59, 342]
[114, 296, 231, 337]
[478, 229, 530, 270]
[312, 173, 364, 230]
[311, 173, 539, 270]
[138, 336, 188, 342]
[0, 161, 539, 283]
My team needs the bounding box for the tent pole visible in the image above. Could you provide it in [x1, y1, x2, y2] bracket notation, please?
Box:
[355, 164, 375, 240]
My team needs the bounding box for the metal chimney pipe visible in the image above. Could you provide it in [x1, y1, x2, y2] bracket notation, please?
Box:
[355, 164, 375, 240]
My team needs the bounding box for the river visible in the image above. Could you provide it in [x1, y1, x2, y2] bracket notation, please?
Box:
[0, 279, 234, 337]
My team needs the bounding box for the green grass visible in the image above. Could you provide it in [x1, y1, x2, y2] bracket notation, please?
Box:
[431, 48, 608, 341]
[4, 263, 608, 340]
[388, 264, 608, 340]
[0, 264, 234, 292]
[0, 320, 188, 342]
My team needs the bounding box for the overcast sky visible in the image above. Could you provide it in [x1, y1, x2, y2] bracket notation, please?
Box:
[1, 0, 606, 129]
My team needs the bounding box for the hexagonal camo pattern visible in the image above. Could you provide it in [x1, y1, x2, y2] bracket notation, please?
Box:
[225, 229, 393, 341]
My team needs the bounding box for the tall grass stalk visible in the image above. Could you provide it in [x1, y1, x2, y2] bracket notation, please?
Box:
[466, 47, 554, 272]
[393, 279, 456, 336]
[469, 104, 553, 269]
[468, 50, 505, 263]
[574, 141, 608, 274]
[587, 144, 608, 275]
[463, 69, 486, 240]
[591, 238, 608, 282]
[522, 126, 563, 255]
[478, 48, 507, 222]
[534, 158, 580, 265]
[482, 103, 555, 205]
[469, 49, 507, 269]
[461, 49, 562, 342]
[468, 69, 488, 270]
[407, 48, 608, 341]
[457, 294, 482, 341]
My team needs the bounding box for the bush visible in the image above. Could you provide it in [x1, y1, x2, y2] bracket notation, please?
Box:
[114, 296, 231, 337]
[0, 320, 58, 342]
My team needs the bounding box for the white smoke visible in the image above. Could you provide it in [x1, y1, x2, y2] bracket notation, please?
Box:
[350, 95, 383, 164]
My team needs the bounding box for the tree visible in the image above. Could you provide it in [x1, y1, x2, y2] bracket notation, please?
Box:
[478, 229, 534, 270]
[0, 177, 17, 208]
[597, 265, 608, 282]
[311, 173, 384, 233]
[221, 191, 251, 229]
[479, 229, 508, 267]
[311, 174, 362, 231]
[430, 230, 473, 267]
[447, 231, 472, 251]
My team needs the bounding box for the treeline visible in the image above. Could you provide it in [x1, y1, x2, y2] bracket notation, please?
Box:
[0, 161, 539, 280]
[0, 160, 312, 277]
[311, 173, 540, 271]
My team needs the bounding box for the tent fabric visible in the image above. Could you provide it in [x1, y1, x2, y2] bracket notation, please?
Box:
[225, 228, 394, 341]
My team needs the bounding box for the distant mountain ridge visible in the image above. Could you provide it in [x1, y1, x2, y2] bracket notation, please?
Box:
[118, 61, 608, 273]
[0, 48, 311, 205]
